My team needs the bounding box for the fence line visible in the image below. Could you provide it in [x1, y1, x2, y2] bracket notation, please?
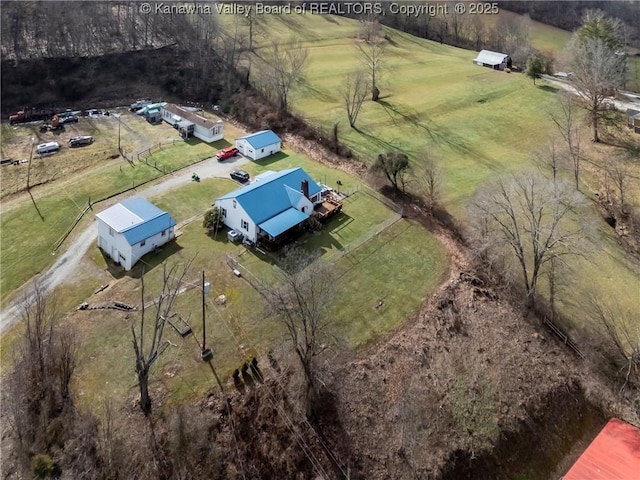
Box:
[543, 317, 584, 358]
[136, 139, 180, 162]
[51, 150, 214, 253]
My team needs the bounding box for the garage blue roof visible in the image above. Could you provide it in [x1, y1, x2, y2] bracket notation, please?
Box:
[237, 130, 281, 150]
[259, 208, 309, 238]
[217, 168, 321, 225]
[96, 197, 176, 246]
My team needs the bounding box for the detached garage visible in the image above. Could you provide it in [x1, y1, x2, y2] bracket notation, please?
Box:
[96, 197, 176, 270]
[235, 130, 282, 161]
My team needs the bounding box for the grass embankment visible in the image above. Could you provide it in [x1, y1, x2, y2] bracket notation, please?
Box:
[71, 152, 447, 407]
[244, 13, 639, 338]
[0, 114, 240, 307]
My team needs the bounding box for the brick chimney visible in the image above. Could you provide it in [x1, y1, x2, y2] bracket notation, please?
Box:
[301, 179, 309, 199]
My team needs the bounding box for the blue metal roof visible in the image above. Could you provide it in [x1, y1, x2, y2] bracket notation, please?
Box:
[122, 213, 176, 245]
[99, 197, 176, 246]
[259, 208, 309, 238]
[121, 197, 165, 221]
[237, 130, 282, 150]
[217, 168, 322, 225]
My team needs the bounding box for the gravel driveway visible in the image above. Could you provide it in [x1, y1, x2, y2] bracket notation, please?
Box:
[0, 153, 250, 334]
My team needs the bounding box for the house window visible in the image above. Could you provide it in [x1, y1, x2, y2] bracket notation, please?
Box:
[233, 200, 236, 209]
[140, 240, 146, 247]
[261, 148, 264, 153]
[241, 220, 249, 230]
[109, 227, 114, 237]
[221, 208, 227, 218]
[161, 230, 166, 236]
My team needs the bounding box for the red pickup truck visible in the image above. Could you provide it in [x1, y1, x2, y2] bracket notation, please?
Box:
[216, 146, 239, 161]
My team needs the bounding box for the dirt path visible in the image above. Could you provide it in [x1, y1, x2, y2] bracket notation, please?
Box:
[541, 75, 640, 111]
[0, 154, 249, 334]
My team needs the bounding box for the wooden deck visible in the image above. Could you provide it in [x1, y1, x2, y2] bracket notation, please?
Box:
[314, 199, 343, 222]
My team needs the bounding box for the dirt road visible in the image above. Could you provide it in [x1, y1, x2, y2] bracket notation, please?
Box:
[0, 154, 249, 335]
[541, 75, 640, 111]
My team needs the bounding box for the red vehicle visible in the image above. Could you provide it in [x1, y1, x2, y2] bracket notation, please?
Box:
[216, 146, 239, 161]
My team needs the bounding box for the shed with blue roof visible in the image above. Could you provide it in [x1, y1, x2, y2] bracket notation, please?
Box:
[214, 167, 323, 249]
[235, 130, 282, 161]
[95, 197, 176, 270]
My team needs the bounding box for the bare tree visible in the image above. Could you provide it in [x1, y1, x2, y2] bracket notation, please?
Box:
[549, 94, 582, 190]
[607, 163, 630, 209]
[568, 12, 625, 143]
[359, 14, 383, 43]
[372, 151, 411, 193]
[5, 284, 78, 470]
[470, 172, 587, 310]
[469, 14, 485, 51]
[356, 34, 385, 102]
[588, 296, 639, 393]
[533, 140, 562, 183]
[132, 261, 190, 416]
[342, 70, 370, 128]
[417, 150, 442, 210]
[216, 19, 247, 99]
[258, 39, 308, 112]
[493, 14, 532, 66]
[265, 248, 335, 418]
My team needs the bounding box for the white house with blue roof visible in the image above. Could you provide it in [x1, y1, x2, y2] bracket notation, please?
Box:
[96, 197, 177, 270]
[235, 130, 282, 161]
[214, 168, 323, 248]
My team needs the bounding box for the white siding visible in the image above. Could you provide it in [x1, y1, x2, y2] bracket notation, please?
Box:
[291, 195, 313, 214]
[215, 198, 258, 242]
[235, 139, 281, 161]
[193, 122, 223, 143]
[96, 218, 175, 271]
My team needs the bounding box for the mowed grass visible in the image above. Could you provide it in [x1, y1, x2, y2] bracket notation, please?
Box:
[244, 13, 640, 339]
[0, 114, 232, 308]
[71, 163, 447, 408]
[251, 19, 561, 214]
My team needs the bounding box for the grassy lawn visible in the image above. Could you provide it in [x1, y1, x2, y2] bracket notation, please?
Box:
[253, 20, 562, 214]
[68, 163, 448, 408]
[243, 13, 640, 339]
[0, 114, 234, 308]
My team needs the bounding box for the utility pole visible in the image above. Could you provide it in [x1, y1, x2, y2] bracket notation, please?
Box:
[26, 137, 35, 190]
[118, 115, 121, 154]
[201, 271, 213, 361]
[199, 271, 224, 394]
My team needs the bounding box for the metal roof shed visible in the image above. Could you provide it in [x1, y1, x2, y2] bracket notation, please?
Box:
[473, 50, 511, 70]
[563, 418, 640, 480]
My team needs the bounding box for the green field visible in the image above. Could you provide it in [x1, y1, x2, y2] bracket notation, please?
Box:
[0, 124, 237, 307]
[243, 13, 639, 337]
[71, 160, 448, 407]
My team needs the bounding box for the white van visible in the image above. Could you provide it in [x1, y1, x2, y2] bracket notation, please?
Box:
[36, 141, 60, 155]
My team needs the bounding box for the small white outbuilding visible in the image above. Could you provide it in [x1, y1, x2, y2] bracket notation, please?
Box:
[96, 197, 176, 270]
[235, 130, 282, 161]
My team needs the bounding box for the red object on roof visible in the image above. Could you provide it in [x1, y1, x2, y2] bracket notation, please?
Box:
[564, 418, 640, 480]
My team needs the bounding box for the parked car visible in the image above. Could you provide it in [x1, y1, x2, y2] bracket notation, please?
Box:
[216, 146, 240, 161]
[230, 170, 250, 183]
[58, 114, 79, 124]
[36, 141, 60, 155]
[68, 135, 93, 147]
[130, 100, 150, 111]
